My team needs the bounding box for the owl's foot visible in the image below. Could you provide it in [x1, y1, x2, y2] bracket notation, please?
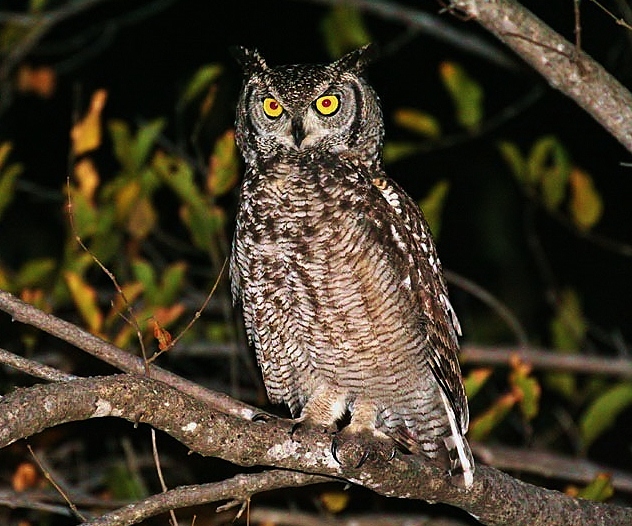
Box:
[289, 419, 337, 439]
[331, 429, 396, 469]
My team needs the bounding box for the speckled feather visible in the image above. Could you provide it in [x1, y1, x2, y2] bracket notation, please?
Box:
[230, 46, 474, 487]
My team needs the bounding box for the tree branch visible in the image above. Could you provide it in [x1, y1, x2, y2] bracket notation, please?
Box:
[450, 0, 632, 153]
[460, 344, 632, 378]
[0, 290, 255, 418]
[472, 442, 632, 494]
[1, 374, 630, 526]
[81, 470, 329, 526]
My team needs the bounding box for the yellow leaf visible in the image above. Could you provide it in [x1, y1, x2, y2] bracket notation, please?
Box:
[71, 90, 107, 155]
[419, 180, 450, 237]
[64, 271, 103, 333]
[73, 158, 100, 202]
[567, 474, 614, 502]
[464, 368, 493, 400]
[115, 181, 141, 221]
[393, 108, 441, 139]
[569, 168, 603, 230]
[320, 491, 349, 513]
[127, 196, 156, 240]
[207, 129, 238, 197]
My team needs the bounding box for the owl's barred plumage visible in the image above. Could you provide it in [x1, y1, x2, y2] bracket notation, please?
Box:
[230, 46, 474, 488]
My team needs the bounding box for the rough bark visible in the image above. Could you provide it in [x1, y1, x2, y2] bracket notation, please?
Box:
[1, 374, 630, 526]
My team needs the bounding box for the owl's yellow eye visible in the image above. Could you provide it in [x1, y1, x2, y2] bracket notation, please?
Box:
[314, 94, 339, 116]
[262, 97, 283, 118]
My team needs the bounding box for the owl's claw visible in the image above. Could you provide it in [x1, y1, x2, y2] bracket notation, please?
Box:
[331, 435, 371, 468]
[330, 430, 393, 469]
[251, 412, 274, 423]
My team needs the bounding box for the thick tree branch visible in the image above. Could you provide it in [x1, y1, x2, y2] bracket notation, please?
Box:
[450, 0, 632, 153]
[1, 374, 630, 526]
[0, 290, 254, 418]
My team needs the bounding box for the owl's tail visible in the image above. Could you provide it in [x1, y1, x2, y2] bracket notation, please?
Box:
[439, 389, 475, 489]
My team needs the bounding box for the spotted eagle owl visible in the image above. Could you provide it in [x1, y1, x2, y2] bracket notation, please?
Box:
[230, 46, 474, 488]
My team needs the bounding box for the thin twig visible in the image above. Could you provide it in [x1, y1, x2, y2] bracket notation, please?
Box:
[150, 428, 179, 526]
[445, 270, 529, 345]
[28, 445, 86, 522]
[0, 347, 78, 382]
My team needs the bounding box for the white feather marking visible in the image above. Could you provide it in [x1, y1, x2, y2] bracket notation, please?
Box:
[439, 389, 474, 488]
[440, 293, 462, 336]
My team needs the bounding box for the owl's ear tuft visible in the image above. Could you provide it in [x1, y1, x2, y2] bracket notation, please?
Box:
[231, 46, 268, 76]
[332, 44, 377, 74]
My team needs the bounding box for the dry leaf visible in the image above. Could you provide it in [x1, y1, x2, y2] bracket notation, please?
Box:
[12, 462, 39, 492]
[16, 64, 56, 97]
[71, 90, 108, 155]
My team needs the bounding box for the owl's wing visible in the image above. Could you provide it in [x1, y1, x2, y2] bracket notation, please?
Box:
[369, 172, 468, 433]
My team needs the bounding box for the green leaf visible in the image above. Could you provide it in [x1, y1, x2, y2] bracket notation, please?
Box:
[419, 180, 450, 238]
[157, 262, 187, 306]
[108, 120, 134, 173]
[580, 383, 632, 450]
[106, 463, 148, 500]
[153, 151, 223, 251]
[108, 119, 164, 174]
[393, 108, 441, 139]
[207, 129, 239, 197]
[497, 141, 526, 183]
[132, 119, 166, 170]
[569, 168, 603, 230]
[382, 141, 422, 164]
[0, 142, 23, 220]
[439, 62, 483, 131]
[547, 288, 586, 399]
[15, 258, 56, 289]
[510, 362, 541, 421]
[131, 259, 158, 302]
[527, 135, 571, 208]
[179, 64, 223, 106]
[321, 6, 371, 58]
[464, 368, 493, 400]
[573, 474, 615, 502]
[551, 288, 587, 351]
[469, 393, 516, 441]
[0, 161, 22, 220]
[29, 0, 48, 12]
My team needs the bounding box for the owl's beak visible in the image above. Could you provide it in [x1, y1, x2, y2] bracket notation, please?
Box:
[291, 117, 306, 147]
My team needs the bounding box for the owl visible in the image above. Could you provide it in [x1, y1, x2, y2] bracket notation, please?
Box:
[229, 45, 474, 488]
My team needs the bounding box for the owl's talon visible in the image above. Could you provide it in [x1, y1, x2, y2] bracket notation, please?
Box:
[330, 431, 382, 468]
[251, 412, 273, 423]
[289, 421, 303, 437]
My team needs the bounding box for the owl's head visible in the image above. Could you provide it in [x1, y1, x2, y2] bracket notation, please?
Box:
[233, 46, 383, 168]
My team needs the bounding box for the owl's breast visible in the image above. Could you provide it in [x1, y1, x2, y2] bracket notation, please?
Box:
[233, 161, 425, 399]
